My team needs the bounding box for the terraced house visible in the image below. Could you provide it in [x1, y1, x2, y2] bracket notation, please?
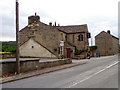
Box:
[95, 30, 119, 56]
[19, 13, 91, 58]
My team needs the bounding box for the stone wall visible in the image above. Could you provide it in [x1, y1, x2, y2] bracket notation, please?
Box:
[95, 32, 113, 56]
[95, 31, 119, 56]
[1, 59, 72, 75]
[19, 22, 61, 57]
[20, 38, 56, 58]
[19, 15, 90, 58]
[1, 53, 16, 59]
[67, 33, 88, 50]
[112, 37, 119, 54]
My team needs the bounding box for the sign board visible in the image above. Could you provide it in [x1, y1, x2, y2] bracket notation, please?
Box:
[60, 41, 64, 46]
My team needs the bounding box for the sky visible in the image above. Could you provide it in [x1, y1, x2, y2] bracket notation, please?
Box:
[0, 0, 119, 45]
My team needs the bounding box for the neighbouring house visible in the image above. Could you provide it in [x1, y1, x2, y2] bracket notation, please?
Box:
[95, 30, 119, 56]
[19, 13, 90, 58]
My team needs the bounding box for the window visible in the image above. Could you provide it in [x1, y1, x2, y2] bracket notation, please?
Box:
[109, 48, 112, 50]
[58, 47, 60, 54]
[61, 33, 63, 40]
[78, 35, 83, 41]
[73, 34, 74, 43]
[87, 32, 91, 38]
[65, 35, 67, 41]
[32, 46, 34, 48]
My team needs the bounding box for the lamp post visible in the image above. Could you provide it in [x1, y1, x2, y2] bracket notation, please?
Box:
[16, 0, 20, 74]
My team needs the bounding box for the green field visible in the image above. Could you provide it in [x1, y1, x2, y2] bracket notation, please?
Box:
[0, 41, 16, 52]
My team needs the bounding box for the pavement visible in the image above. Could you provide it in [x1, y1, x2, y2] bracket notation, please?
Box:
[1, 59, 87, 84]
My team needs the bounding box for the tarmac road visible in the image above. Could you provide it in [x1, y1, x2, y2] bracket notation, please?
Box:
[2, 55, 119, 88]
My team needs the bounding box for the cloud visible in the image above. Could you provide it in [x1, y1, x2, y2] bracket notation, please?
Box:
[0, 36, 16, 41]
[0, 0, 119, 42]
[75, 16, 118, 45]
[1, 15, 15, 37]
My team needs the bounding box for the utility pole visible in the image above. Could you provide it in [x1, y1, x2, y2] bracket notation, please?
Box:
[16, 0, 20, 74]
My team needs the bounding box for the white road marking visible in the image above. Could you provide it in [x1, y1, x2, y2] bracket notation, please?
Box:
[66, 61, 119, 88]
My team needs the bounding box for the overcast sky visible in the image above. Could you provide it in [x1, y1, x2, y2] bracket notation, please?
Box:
[0, 0, 119, 45]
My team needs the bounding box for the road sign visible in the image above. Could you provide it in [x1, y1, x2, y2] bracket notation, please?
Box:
[60, 41, 64, 46]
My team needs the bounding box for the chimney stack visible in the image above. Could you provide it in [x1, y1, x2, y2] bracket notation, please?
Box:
[35, 12, 37, 16]
[49, 22, 52, 26]
[28, 13, 40, 24]
[107, 30, 110, 34]
[54, 22, 56, 26]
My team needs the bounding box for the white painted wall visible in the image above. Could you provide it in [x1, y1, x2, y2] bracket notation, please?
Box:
[20, 39, 56, 58]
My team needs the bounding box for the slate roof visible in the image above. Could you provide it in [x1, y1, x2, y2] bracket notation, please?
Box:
[56, 24, 88, 34]
[112, 35, 119, 40]
[95, 31, 119, 40]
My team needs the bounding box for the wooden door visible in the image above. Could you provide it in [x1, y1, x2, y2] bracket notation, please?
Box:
[66, 48, 71, 58]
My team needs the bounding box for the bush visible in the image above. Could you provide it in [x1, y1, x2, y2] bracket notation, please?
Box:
[89, 46, 97, 51]
[0, 41, 16, 52]
[2, 45, 16, 52]
[58, 54, 66, 59]
[74, 49, 81, 55]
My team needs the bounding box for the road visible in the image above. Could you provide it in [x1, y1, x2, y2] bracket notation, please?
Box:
[2, 55, 119, 88]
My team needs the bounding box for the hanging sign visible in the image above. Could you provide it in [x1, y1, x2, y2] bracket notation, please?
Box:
[60, 41, 64, 46]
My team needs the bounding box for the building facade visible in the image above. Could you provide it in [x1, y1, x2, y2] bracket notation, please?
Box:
[19, 14, 90, 58]
[95, 31, 119, 56]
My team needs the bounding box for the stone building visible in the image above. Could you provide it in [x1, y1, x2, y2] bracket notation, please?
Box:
[19, 14, 90, 58]
[95, 31, 119, 56]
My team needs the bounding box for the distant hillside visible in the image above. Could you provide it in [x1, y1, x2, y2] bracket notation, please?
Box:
[0, 41, 16, 52]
